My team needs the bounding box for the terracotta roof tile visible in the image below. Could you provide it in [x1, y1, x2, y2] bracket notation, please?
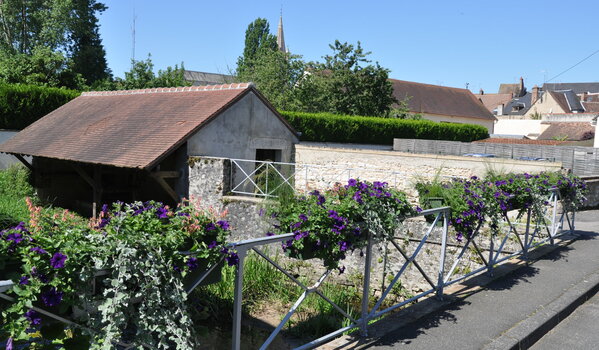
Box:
[390, 79, 496, 120]
[0, 83, 259, 169]
[538, 122, 595, 141]
[474, 93, 513, 113]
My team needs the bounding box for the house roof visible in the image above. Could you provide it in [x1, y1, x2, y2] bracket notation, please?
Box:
[183, 70, 234, 86]
[0, 83, 295, 169]
[582, 102, 599, 112]
[538, 122, 595, 141]
[474, 93, 513, 113]
[389, 79, 496, 121]
[542, 82, 599, 94]
[548, 90, 585, 113]
[498, 83, 521, 96]
[502, 92, 533, 116]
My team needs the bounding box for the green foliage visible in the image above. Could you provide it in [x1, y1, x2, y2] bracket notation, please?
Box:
[292, 40, 396, 117]
[236, 18, 278, 78]
[280, 110, 490, 144]
[0, 0, 110, 88]
[0, 82, 79, 129]
[0, 165, 34, 229]
[100, 55, 190, 90]
[268, 179, 415, 270]
[0, 199, 234, 349]
[238, 49, 305, 110]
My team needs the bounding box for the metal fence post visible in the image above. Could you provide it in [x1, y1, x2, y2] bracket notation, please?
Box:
[488, 230, 495, 277]
[232, 248, 247, 350]
[360, 232, 373, 336]
[524, 207, 531, 259]
[436, 210, 448, 299]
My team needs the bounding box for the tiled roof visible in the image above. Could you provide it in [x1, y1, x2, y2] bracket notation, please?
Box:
[0, 83, 278, 169]
[498, 83, 522, 96]
[474, 93, 513, 113]
[542, 82, 599, 94]
[583, 102, 599, 112]
[549, 91, 571, 112]
[538, 122, 595, 141]
[474, 138, 567, 146]
[183, 70, 234, 86]
[389, 79, 496, 121]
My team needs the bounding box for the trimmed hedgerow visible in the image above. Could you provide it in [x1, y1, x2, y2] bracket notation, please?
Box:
[280, 111, 489, 144]
[0, 83, 79, 130]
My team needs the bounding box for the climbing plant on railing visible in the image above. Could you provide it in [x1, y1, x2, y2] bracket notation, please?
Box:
[415, 171, 587, 241]
[0, 198, 235, 349]
[266, 179, 416, 271]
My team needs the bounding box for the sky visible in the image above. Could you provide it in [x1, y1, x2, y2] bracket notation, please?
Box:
[97, 0, 599, 94]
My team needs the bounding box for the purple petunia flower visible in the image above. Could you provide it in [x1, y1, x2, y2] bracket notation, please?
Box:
[339, 241, 349, 252]
[225, 251, 239, 266]
[6, 232, 23, 244]
[205, 223, 217, 231]
[41, 287, 63, 307]
[19, 276, 29, 285]
[186, 257, 199, 271]
[298, 214, 308, 222]
[208, 240, 218, 249]
[156, 206, 169, 219]
[30, 246, 47, 255]
[346, 179, 358, 188]
[6, 337, 13, 350]
[24, 309, 42, 326]
[217, 220, 230, 230]
[266, 231, 275, 236]
[50, 252, 67, 269]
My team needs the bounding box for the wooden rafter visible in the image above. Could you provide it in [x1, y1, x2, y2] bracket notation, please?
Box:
[150, 171, 180, 202]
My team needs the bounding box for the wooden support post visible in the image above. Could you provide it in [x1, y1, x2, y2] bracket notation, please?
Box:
[93, 166, 102, 218]
[14, 155, 34, 171]
[72, 164, 102, 217]
[150, 171, 180, 202]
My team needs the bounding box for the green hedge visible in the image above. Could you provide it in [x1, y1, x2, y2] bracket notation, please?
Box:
[280, 111, 489, 144]
[0, 83, 79, 130]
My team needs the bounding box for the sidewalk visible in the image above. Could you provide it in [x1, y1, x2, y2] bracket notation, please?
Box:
[324, 209, 599, 350]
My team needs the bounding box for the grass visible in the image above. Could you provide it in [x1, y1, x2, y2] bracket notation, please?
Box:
[0, 164, 34, 229]
[190, 250, 413, 344]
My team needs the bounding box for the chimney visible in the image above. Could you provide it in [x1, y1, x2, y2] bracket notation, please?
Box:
[519, 77, 525, 97]
[580, 91, 588, 102]
[531, 85, 539, 105]
[479, 88, 484, 95]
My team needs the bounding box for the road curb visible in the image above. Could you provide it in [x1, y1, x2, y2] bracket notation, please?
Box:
[483, 269, 599, 350]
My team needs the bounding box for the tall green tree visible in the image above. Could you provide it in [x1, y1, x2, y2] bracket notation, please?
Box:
[236, 18, 277, 77]
[238, 48, 304, 110]
[294, 40, 396, 117]
[69, 0, 111, 85]
[0, 0, 109, 88]
[105, 55, 189, 90]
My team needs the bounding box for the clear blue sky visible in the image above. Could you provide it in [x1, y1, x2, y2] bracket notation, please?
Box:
[98, 0, 599, 94]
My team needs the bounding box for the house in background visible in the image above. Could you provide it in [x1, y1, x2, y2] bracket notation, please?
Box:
[475, 90, 513, 115]
[0, 83, 299, 215]
[525, 89, 585, 117]
[183, 70, 234, 86]
[389, 79, 497, 134]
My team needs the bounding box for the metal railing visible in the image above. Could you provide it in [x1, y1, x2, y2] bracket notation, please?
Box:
[225, 189, 576, 349]
[227, 207, 451, 350]
[230, 158, 463, 198]
[0, 190, 577, 349]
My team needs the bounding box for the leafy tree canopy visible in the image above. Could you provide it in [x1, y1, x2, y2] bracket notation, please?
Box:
[97, 54, 190, 90]
[0, 0, 110, 89]
[236, 18, 278, 78]
[294, 40, 397, 117]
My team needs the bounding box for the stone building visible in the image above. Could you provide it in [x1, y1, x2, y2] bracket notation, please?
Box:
[0, 83, 299, 215]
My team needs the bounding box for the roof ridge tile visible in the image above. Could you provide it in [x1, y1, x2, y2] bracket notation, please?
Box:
[80, 82, 252, 96]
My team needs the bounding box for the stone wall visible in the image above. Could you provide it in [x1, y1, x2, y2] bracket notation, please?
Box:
[582, 176, 599, 209]
[187, 155, 524, 294]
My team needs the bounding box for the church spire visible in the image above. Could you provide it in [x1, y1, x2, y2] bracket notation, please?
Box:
[277, 10, 286, 53]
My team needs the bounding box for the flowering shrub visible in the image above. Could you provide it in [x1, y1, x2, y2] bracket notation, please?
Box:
[0, 198, 233, 349]
[416, 171, 587, 241]
[268, 179, 416, 270]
